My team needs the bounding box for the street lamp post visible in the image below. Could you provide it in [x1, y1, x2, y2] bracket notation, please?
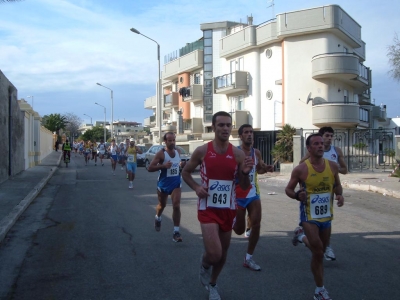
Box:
[96, 83, 114, 139]
[130, 27, 162, 145]
[94, 102, 107, 142]
[27, 95, 34, 109]
[83, 113, 93, 125]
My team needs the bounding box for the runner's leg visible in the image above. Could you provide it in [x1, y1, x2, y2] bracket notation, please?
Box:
[201, 223, 232, 284]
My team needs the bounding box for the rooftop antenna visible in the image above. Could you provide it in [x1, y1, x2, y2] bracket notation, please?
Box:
[267, 0, 275, 19]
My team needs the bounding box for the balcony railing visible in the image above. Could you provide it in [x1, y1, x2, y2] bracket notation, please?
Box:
[216, 72, 236, 89]
[164, 40, 204, 64]
[164, 92, 179, 108]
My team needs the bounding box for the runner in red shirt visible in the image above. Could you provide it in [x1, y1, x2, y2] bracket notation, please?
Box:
[182, 111, 253, 300]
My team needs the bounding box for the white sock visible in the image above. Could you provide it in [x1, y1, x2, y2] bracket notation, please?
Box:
[174, 226, 179, 233]
[315, 286, 325, 293]
[245, 253, 252, 261]
[155, 215, 161, 221]
[298, 234, 305, 243]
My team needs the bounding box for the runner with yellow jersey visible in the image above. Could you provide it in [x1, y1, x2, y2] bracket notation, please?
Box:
[84, 140, 92, 166]
[126, 138, 142, 189]
[285, 133, 344, 300]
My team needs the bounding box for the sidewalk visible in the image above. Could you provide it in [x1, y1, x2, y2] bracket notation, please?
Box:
[0, 151, 62, 243]
[0, 152, 399, 243]
[259, 169, 400, 198]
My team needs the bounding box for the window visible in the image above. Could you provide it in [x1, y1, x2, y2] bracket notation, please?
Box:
[344, 89, 348, 103]
[194, 73, 201, 84]
[238, 57, 244, 71]
[230, 60, 236, 73]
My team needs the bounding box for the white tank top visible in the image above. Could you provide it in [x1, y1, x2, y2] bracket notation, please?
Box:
[323, 146, 339, 163]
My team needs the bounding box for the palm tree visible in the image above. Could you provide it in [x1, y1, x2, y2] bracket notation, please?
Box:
[42, 114, 68, 137]
[271, 124, 297, 163]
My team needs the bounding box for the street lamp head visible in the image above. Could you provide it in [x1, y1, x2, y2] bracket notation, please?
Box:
[96, 83, 102, 86]
[130, 28, 140, 34]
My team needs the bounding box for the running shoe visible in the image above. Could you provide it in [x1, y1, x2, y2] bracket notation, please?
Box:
[199, 262, 211, 291]
[102, 163, 104, 166]
[95, 163, 97, 166]
[172, 231, 183, 242]
[208, 284, 221, 300]
[324, 246, 336, 261]
[245, 228, 251, 237]
[292, 226, 304, 246]
[243, 257, 261, 271]
[126, 174, 129, 179]
[314, 288, 332, 300]
[129, 182, 133, 189]
[154, 218, 161, 232]
[121, 166, 124, 170]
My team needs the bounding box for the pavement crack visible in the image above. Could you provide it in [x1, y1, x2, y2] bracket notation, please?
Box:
[121, 227, 136, 256]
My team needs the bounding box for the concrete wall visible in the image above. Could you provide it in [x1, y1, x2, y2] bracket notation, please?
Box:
[0, 70, 24, 183]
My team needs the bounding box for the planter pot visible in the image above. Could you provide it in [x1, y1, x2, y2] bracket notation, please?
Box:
[279, 163, 294, 176]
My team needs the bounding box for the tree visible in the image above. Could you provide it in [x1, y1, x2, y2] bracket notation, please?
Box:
[388, 33, 400, 82]
[64, 112, 83, 141]
[271, 124, 297, 163]
[41, 114, 68, 137]
[81, 126, 110, 141]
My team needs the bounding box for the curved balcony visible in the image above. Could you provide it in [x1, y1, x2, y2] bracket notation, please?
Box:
[312, 53, 370, 89]
[312, 101, 360, 128]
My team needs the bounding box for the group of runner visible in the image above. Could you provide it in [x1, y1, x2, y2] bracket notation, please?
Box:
[62, 111, 345, 300]
[149, 111, 345, 300]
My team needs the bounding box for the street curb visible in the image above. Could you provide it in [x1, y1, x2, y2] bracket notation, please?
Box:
[259, 176, 400, 199]
[343, 182, 400, 199]
[0, 153, 62, 244]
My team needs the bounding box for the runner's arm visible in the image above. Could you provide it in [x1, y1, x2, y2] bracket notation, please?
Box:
[234, 147, 251, 190]
[336, 147, 348, 174]
[148, 150, 167, 172]
[255, 149, 274, 174]
[330, 162, 344, 206]
[182, 146, 208, 198]
[285, 165, 306, 202]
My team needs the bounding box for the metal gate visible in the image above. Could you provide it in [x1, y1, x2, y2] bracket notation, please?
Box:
[300, 128, 396, 172]
[253, 131, 278, 170]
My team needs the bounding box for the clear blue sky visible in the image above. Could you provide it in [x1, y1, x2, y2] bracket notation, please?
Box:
[1, 0, 399, 126]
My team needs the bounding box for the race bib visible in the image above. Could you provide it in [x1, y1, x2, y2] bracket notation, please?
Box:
[86, 148, 91, 153]
[127, 155, 135, 163]
[99, 150, 105, 155]
[310, 193, 331, 219]
[207, 179, 232, 208]
[167, 162, 179, 177]
[112, 150, 116, 155]
[93, 147, 97, 151]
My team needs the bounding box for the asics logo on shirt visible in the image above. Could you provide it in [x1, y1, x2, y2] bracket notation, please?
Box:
[226, 155, 233, 159]
[209, 181, 231, 192]
[208, 151, 216, 158]
[311, 194, 330, 204]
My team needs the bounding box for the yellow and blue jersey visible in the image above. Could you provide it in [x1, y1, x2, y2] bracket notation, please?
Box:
[299, 159, 335, 223]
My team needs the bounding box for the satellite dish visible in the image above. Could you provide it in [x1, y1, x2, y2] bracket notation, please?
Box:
[306, 92, 314, 104]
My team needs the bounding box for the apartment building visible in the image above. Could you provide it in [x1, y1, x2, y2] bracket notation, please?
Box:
[144, 4, 390, 144]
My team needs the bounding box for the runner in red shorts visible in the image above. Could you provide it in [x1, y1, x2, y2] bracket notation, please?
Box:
[182, 111, 253, 300]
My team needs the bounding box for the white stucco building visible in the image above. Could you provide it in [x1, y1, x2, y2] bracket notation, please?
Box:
[144, 4, 392, 139]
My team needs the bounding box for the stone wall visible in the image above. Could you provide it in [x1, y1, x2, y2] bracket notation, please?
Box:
[0, 70, 24, 183]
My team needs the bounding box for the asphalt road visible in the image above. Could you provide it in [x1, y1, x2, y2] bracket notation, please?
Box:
[0, 154, 399, 300]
